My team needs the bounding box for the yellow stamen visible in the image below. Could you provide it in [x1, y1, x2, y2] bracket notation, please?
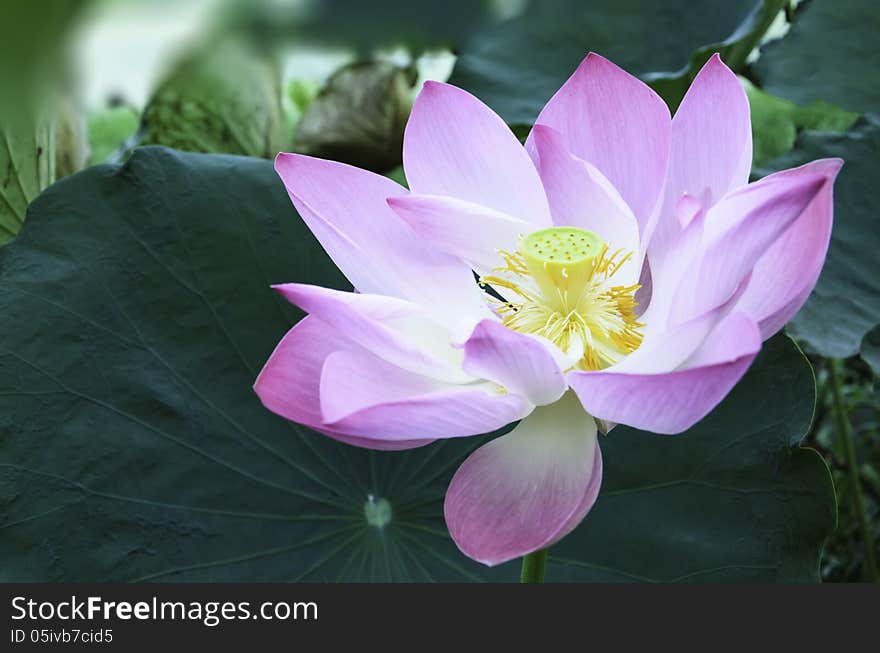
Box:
[480, 226, 643, 371]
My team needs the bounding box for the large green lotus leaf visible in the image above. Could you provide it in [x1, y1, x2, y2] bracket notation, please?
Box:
[756, 116, 880, 358]
[0, 148, 833, 582]
[754, 0, 880, 115]
[449, 0, 784, 124]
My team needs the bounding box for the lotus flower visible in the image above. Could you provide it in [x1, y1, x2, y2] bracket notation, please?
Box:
[255, 53, 840, 566]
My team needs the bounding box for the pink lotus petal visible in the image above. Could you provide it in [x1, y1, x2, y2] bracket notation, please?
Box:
[387, 194, 534, 274]
[526, 52, 670, 233]
[319, 348, 532, 440]
[403, 81, 551, 225]
[568, 313, 761, 434]
[734, 159, 842, 339]
[612, 274, 750, 374]
[462, 319, 567, 406]
[530, 124, 642, 283]
[444, 393, 601, 566]
[273, 283, 469, 383]
[669, 170, 827, 325]
[675, 193, 704, 229]
[254, 316, 433, 450]
[275, 153, 490, 329]
[648, 54, 751, 268]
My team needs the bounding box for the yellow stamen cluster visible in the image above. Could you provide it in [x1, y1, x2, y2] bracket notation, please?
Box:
[480, 227, 643, 371]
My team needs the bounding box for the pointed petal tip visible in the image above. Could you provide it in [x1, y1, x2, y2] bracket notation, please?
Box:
[417, 79, 454, 98]
[695, 51, 738, 82]
[273, 150, 296, 171]
[273, 151, 325, 179]
[528, 123, 564, 156]
[821, 157, 845, 176]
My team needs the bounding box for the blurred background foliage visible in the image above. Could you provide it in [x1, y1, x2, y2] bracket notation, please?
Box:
[1, 0, 876, 581]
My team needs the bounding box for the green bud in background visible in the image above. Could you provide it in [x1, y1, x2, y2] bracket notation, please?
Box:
[143, 39, 285, 159]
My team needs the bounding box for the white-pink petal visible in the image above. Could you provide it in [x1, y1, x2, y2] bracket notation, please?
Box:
[568, 313, 761, 434]
[734, 158, 842, 339]
[444, 393, 601, 566]
[319, 348, 532, 440]
[254, 316, 433, 451]
[669, 170, 827, 325]
[530, 124, 642, 283]
[274, 153, 489, 329]
[648, 54, 751, 267]
[403, 81, 551, 225]
[273, 283, 469, 383]
[526, 52, 671, 233]
[387, 194, 535, 274]
[461, 319, 567, 406]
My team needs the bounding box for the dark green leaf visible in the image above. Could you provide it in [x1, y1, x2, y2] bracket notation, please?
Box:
[449, 0, 783, 124]
[0, 147, 833, 582]
[754, 0, 880, 115]
[861, 326, 880, 377]
[231, 0, 495, 54]
[758, 115, 880, 358]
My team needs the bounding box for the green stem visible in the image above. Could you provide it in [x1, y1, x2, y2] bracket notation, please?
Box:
[520, 549, 548, 583]
[828, 358, 879, 582]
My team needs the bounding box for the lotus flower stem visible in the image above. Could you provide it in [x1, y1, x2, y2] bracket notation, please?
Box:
[520, 548, 548, 583]
[828, 358, 878, 581]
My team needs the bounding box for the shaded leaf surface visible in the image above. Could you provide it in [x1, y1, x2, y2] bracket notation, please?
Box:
[755, 0, 880, 115]
[759, 116, 880, 358]
[861, 327, 880, 377]
[449, 0, 780, 124]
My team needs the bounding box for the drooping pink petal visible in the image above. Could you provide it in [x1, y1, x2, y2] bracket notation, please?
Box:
[403, 81, 551, 225]
[668, 170, 827, 325]
[529, 124, 642, 283]
[387, 194, 534, 273]
[648, 54, 751, 267]
[444, 393, 601, 566]
[319, 348, 532, 440]
[273, 283, 470, 383]
[734, 159, 842, 339]
[525, 53, 671, 233]
[461, 319, 568, 406]
[274, 153, 489, 329]
[568, 313, 761, 434]
[254, 316, 433, 450]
